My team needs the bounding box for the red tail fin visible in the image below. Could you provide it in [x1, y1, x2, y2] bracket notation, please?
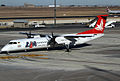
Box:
[77, 15, 108, 34]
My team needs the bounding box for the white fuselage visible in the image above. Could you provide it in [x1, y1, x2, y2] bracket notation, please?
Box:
[108, 10, 120, 14]
[89, 21, 116, 28]
[0, 14, 108, 53]
[1, 34, 104, 52]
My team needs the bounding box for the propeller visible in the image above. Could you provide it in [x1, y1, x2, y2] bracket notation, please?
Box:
[47, 32, 57, 47]
[19, 32, 40, 38]
[27, 31, 33, 38]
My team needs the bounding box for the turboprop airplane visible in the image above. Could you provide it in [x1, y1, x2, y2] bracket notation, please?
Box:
[107, 7, 120, 14]
[0, 15, 108, 53]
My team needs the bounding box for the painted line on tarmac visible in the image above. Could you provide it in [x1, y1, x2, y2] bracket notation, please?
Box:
[0, 56, 20, 59]
[0, 54, 48, 59]
[19, 54, 47, 57]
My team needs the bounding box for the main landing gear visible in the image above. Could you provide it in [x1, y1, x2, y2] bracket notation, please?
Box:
[65, 44, 71, 52]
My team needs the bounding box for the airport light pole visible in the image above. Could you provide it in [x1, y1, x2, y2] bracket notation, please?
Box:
[54, 0, 56, 26]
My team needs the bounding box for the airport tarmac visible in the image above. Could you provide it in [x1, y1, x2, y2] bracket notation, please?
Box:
[0, 27, 120, 81]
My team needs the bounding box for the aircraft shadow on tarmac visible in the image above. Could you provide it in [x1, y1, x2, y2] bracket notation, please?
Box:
[105, 54, 120, 58]
[85, 65, 120, 81]
[0, 43, 91, 54]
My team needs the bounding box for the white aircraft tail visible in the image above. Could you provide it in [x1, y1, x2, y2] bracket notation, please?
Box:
[107, 7, 111, 12]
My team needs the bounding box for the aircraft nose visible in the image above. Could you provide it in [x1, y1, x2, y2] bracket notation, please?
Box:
[1, 45, 10, 52]
[1, 47, 6, 52]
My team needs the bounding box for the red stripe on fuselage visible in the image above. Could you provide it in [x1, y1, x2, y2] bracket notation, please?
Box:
[30, 42, 33, 48]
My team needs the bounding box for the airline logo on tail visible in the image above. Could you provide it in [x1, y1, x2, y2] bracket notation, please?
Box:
[77, 15, 108, 35]
[95, 19, 103, 31]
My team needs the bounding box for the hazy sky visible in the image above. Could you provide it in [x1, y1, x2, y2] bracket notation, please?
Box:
[0, 0, 120, 6]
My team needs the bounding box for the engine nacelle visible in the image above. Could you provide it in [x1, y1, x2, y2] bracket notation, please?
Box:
[55, 37, 71, 45]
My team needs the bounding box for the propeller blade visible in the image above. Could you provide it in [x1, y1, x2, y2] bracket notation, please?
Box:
[47, 32, 57, 47]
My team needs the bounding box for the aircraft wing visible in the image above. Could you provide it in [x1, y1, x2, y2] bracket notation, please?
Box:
[64, 35, 92, 38]
[63, 34, 95, 38]
[19, 32, 60, 37]
[61, 34, 94, 45]
[19, 32, 40, 35]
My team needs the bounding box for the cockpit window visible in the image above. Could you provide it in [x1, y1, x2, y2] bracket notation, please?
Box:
[9, 42, 12, 44]
[13, 42, 17, 44]
[9, 42, 17, 44]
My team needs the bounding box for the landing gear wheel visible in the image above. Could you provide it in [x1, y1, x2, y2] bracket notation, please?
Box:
[65, 48, 70, 52]
[6, 51, 10, 55]
[25, 49, 27, 52]
[65, 44, 71, 52]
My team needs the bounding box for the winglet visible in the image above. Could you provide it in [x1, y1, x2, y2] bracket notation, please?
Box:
[77, 15, 108, 34]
